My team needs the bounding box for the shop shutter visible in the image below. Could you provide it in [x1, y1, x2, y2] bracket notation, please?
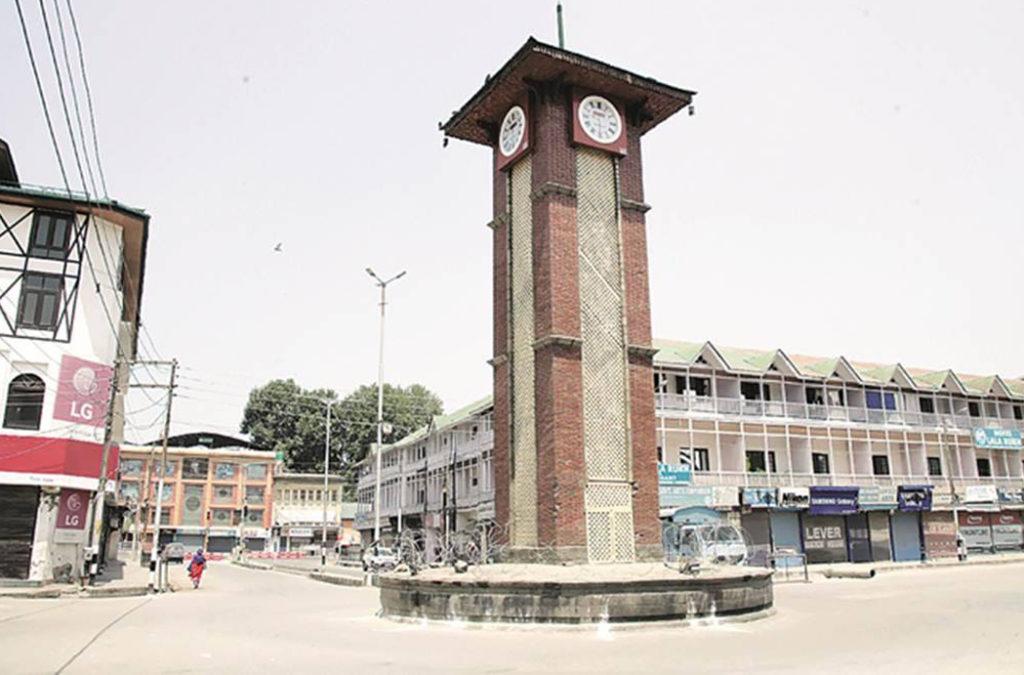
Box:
[0, 486, 39, 580]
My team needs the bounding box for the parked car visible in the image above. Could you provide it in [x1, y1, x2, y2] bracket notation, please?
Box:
[160, 542, 186, 564]
[361, 542, 399, 572]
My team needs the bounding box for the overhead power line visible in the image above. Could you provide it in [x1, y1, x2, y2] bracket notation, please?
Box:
[61, 0, 108, 197]
[14, 0, 70, 191]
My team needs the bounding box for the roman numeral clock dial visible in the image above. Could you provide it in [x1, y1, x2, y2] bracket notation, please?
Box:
[578, 95, 622, 144]
[499, 105, 526, 157]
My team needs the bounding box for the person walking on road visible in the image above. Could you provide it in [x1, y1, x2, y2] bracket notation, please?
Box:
[187, 549, 207, 589]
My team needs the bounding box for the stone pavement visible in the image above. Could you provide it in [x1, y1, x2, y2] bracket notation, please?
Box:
[0, 556, 166, 599]
[811, 550, 1024, 580]
[2, 559, 1023, 673]
[235, 553, 367, 587]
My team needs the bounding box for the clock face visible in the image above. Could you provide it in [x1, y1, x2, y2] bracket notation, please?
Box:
[578, 95, 622, 144]
[499, 105, 526, 157]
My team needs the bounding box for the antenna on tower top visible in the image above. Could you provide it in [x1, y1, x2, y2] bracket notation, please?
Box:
[556, 3, 565, 49]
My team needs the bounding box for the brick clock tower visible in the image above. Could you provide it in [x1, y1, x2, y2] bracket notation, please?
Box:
[444, 39, 694, 563]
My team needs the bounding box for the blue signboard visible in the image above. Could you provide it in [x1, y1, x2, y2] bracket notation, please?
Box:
[897, 485, 932, 512]
[972, 428, 1023, 451]
[658, 463, 692, 485]
[809, 486, 859, 515]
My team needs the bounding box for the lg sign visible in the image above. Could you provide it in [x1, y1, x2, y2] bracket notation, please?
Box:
[53, 355, 113, 428]
[57, 489, 89, 530]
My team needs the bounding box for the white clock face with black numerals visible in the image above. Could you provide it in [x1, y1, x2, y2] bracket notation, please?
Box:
[499, 105, 526, 157]
[578, 95, 622, 144]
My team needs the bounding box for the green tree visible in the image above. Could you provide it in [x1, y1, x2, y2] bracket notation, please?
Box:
[239, 379, 443, 496]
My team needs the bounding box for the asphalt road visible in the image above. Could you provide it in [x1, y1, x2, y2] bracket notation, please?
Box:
[2, 561, 1022, 674]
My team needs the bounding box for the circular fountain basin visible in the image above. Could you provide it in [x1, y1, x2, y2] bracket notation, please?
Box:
[378, 562, 772, 624]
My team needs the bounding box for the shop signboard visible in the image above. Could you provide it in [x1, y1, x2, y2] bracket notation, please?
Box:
[53, 355, 114, 428]
[741, 487, 777, 508]
[963, 485, 999, 506]
[958, 513, 993, 550]
[713, 486, 740, 508]
[669, 506, 723, 526]
[243, 527, 268, 539]
[809, 486, 858, 515]
[54, 488, 90, 543]
[858, 486, 897, 511]
[898, 485, 933, 512]
[658, 463, 692, 485]
[803, 515, 848, 564]
[660, 485, 713, 509]
[991, 512, 1023, 548]
[971, 428, 1023, 451]
[778, 487, 810, 510]
[997, 488, 1024, 506]
[288, 527, 314, 538]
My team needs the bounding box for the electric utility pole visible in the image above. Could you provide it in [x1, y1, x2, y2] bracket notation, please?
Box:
[84, 358, 123, 583]
[366, 267, 406, 544]
[132, 359, 177, 593]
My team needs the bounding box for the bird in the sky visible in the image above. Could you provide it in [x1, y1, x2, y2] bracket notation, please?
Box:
[273, 243, 282, 252]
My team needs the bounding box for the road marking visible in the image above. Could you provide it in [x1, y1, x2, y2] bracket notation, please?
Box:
[54, 597, 152, 674]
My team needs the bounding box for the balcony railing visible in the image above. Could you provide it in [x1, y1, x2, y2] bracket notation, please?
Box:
[689, 470, 1024, 489]
[656, 393, 1024, 432]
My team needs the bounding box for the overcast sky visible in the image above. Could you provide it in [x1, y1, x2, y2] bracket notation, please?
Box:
[3, 1, 1022, 441]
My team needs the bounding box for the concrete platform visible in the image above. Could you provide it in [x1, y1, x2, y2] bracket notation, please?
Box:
[378, 563, 772, 624]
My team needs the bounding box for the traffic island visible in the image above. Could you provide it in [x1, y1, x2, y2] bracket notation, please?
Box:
[378, 563, 772, 625]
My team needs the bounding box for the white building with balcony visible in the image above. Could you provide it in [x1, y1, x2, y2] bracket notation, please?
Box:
[355, 397, 493, 548]
[0, 140, 148, 582]
[356, 340, 1024, 566]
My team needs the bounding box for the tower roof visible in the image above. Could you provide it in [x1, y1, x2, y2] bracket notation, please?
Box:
[443, 37, 695, 146]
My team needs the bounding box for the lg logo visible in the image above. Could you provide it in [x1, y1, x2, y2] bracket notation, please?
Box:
[69, 366, 99, 421]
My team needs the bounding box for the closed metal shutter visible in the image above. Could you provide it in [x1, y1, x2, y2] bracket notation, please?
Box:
[0, 486, 40, 580]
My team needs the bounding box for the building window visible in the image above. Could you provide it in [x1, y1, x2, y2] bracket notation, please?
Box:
[246, 463, 268, 481]
[1014, 405, 1023, 421]
[746, 451, 776, 473]
[214, 463, 236, 480]
[17, 273, 63, 330]
[805, 387, 823, 405]
[657, 446, 664, 463]
[919, 397, 935, 414]
[121, 458, 144, 476]
[153, 460, 176, 478]
[968, 401, 980, 418]
[688, 377, 710, 397]
[812, 453, 830, 475]
[826, 389, 845, 407]
[181, 458, 209, 480]
[29, 210, 73, 260]
[212, 485, 235, 504]
[244, 508, 263, 525]
[866, 389, 896, 411]
[3, 374, 45, 430]
[245, 486, 264, 503]
[871, 455, 890, 476]
[121, 481, 140, 501]
[927, 456, 942, 476]
[740, 381, 762, 401]
[976, 457, 992, 478]
[210, 509, 236, 526]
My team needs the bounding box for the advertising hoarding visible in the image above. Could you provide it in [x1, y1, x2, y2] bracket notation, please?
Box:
[809, 486, 858, 515]
[53, 355, 114, 428]
[898, 485, 932, 512]
[971, 428, 1023, 451]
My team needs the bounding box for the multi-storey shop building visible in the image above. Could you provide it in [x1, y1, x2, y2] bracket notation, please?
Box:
[356, 340, 1024, 564]
[119, 437, 276, 554]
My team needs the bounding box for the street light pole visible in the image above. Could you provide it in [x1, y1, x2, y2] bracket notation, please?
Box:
[367, 267, 406, 544]
[321, 399, 331, 567]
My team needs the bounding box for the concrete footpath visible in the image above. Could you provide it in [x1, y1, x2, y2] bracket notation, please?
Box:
[234, 555, 368, 588]
[0, 557, 170, 599]
[812, 551, 1024, 580]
